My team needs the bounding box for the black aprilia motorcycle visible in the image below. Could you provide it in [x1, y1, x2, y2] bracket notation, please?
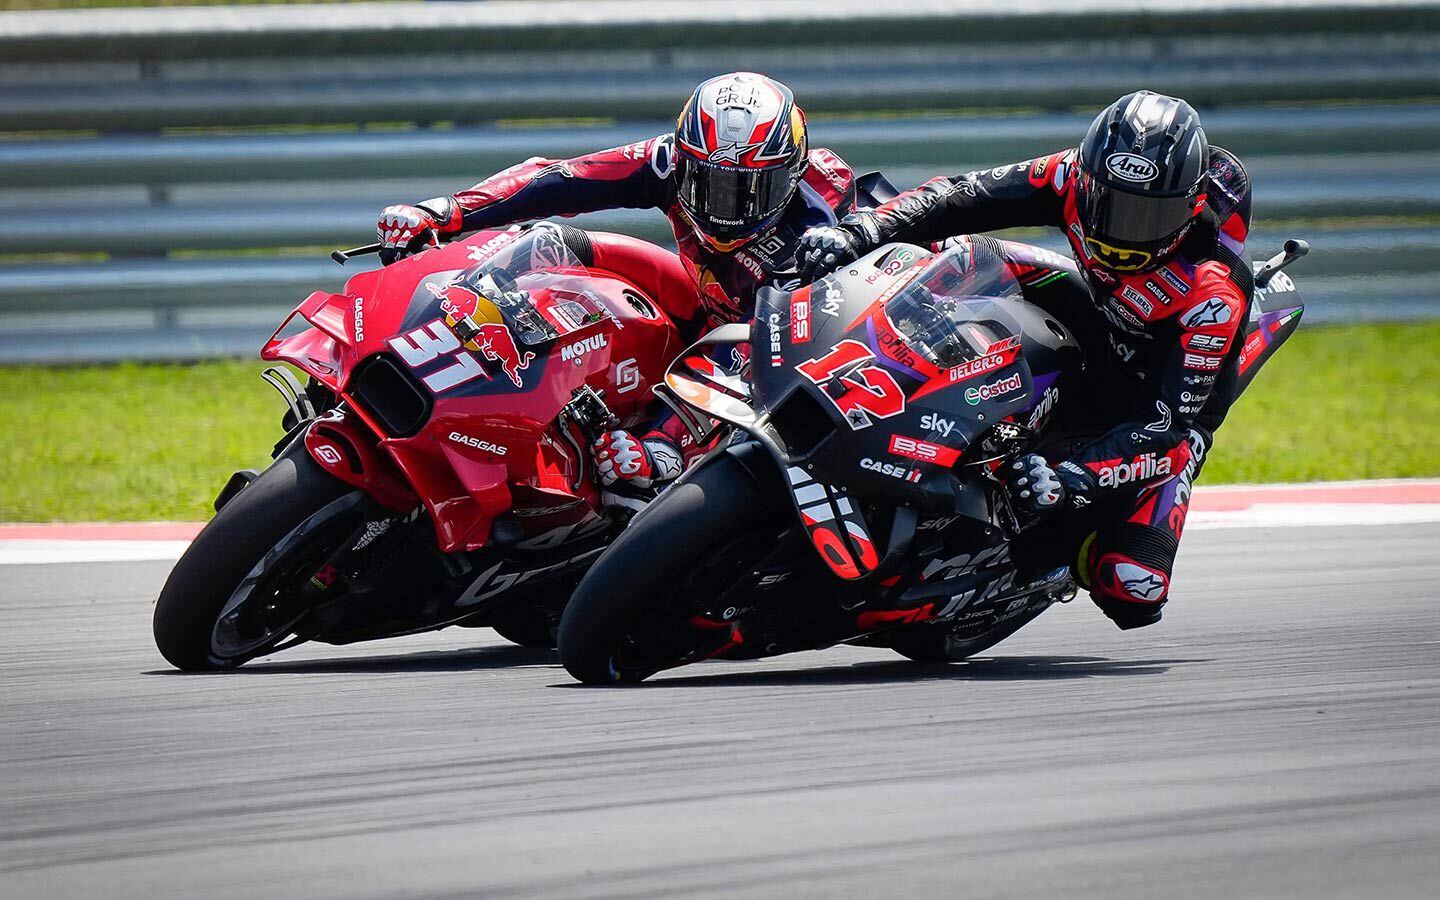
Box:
[557, 236, 1309, 684]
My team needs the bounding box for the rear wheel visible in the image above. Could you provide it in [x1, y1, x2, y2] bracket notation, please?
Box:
[558, 451, 784, 685]
[152, 443, 356, 671]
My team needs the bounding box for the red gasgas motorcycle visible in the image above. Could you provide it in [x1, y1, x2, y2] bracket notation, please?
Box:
[153, 223, 692, 670]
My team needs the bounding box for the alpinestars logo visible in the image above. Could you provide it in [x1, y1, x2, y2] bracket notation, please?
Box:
[709, 139, 765, 165]
[1115, 562, 1166, 601]
[1096, 453, 1173, 488]
[1181, 298, 1232, 328]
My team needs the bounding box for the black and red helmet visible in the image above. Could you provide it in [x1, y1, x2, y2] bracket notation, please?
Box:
[674, 72, 809, 251]
[1075, 91, 1209, 273]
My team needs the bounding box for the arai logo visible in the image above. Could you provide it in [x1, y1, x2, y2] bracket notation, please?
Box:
[1105, 152, 1159, 183]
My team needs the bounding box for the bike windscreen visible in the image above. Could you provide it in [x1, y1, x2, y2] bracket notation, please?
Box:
[883, 244, 1025, 368]
[443, 227, 597, 346]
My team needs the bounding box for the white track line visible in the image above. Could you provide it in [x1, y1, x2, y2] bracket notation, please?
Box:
[0, 540, 194, 566]
[2, 504, 1438, 565]
[1187, 503, 1440, 531]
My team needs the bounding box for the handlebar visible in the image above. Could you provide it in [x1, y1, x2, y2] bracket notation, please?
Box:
[1255, 238, 1310, 288]
[330, 242, 383, 265]
[331, 229, 464, 266]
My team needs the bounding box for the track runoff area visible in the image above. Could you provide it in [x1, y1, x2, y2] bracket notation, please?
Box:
[3, 478, 1437, 565]
[3, 480, 1439, 899]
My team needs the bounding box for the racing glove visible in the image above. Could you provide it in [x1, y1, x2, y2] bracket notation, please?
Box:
[796, 225, 866, 283]
[1002, 454, 1094, 524]
[592, 430, 684, 490]
[376, 197, 462, 265]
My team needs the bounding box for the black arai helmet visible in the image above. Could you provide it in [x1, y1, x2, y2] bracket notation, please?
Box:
[1075, 91, 1209, 273]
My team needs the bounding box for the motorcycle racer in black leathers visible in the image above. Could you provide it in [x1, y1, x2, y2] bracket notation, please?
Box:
[374, 72, 858, 504]
[797, 91, 1253, 629]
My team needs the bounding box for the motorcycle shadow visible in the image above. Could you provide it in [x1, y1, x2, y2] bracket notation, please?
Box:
[618, 654, 1203, 689]
[147, 644, 556, 676]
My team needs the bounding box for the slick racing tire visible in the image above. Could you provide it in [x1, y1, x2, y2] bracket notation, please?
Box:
[152, 440, 353, 671]
[558, 449, 783, 685]
[886, 602, 1051, 663]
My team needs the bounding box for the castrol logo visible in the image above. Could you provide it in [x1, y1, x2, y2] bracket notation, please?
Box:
[964, 371, 1022, 406]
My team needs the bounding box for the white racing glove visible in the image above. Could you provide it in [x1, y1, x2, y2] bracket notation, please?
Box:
[376, 197, 461, 264]
[591, 430, 683, 490]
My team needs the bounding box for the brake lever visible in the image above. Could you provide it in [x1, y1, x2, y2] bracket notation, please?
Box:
[331, 231, 461, 266]
[331, 242, 383, 265]
[768, 266, 804, 291]
[977, 459, 1033, 536]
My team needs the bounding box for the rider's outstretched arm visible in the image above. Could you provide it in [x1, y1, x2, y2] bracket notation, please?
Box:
[798, 154, 1068, 280]
[854, 153, 1067, 247]
[378, 136, 675, 260]
[450, 135, 675, 234]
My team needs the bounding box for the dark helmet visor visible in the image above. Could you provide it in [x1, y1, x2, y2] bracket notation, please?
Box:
[677, 155, 797, 241]
[1078, 175, 1197, 247]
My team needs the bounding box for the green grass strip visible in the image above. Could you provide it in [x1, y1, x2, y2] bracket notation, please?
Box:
[0, 320, 1434, 521]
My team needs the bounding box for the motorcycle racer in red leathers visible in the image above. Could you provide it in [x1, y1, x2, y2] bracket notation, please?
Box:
[797, 91, 1253, 630]
[375, 72, 857, 504]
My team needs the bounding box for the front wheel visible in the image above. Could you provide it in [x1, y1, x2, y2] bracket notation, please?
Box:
[152, 443, 356, 670]
[558, 450, 785, 685]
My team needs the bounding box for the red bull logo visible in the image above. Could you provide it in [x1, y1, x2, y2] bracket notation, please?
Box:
[473, 323, 533, 387]
[421, 279, 534, 387]
[425, 280, 482, 320]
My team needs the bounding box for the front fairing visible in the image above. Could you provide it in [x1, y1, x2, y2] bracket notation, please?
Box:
[268, 228, 682, 553]
[661, 240, 1082, 585]
[748, 249, 1042, 509]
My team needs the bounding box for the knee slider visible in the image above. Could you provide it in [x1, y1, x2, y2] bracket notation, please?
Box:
[1090, 552, 1169, 630]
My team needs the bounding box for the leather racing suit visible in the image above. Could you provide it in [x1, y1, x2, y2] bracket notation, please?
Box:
[423, 136, 857, 333]
[414, 135, 858, 468]
[845, 148, 1253, 627]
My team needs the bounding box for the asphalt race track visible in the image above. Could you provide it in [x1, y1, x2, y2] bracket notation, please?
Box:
[3, 523, 1438, 899]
